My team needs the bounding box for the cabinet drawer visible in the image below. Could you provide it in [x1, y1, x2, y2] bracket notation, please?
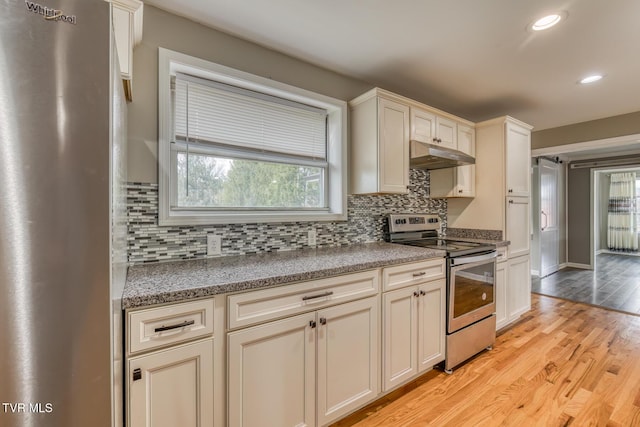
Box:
[228, 269, 379, 329]
[382, 259, 445, 292]
[128, 298, 214, 355]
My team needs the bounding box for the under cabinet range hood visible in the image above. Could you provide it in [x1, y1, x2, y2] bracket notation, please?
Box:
[410, 140, 475, 170]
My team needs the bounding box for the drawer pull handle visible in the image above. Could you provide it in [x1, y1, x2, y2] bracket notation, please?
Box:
[302, 291, 334, 301]
[154, 320, 195, 333]
[413, 272, 427, 277]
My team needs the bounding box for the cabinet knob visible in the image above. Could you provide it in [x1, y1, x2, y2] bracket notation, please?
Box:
[413, 291, 420, 297]
[133, 368, 142, 381]
[458, 189, 463, 193]
[319, 317, 327, 325]
[508, 199, 514, 204]
[309, 320, 317, 328]
[508, 189, 513, 193]
[420, 290, 426, 296]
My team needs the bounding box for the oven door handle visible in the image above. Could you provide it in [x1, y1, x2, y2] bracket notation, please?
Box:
[450, 251, 497, 266]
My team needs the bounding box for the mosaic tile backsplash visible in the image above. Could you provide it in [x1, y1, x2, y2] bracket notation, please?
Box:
[127, 169, 447, 263]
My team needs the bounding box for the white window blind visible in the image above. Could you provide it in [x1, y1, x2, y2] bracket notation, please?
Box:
[174, 73, 328, 160]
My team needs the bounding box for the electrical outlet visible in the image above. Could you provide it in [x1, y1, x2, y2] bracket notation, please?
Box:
[207, 234, 222, 256]
[308, 230, 317, 247]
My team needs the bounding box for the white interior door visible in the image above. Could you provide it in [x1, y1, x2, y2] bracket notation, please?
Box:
[540, 158, 560, 277]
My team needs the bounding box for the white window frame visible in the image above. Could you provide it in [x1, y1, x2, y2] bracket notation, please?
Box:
[158, 48, 347, 226]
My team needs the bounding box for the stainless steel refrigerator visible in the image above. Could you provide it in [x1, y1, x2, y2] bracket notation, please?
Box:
[0, 1, 127, 426]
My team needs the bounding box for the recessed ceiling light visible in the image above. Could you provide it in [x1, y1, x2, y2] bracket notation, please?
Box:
[530, 12, 567, 31]
[580, 75, 603, 84]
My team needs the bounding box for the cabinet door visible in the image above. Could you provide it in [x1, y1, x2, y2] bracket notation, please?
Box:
[455, 165, 475, 197]
[128, 339, 214, 427]
[410, 107, 436, 144]
[508, 255, 531, 321]
[228, 313, 316, 427]
[378, 98, 410, 193]
[417, 279, 446, 372]
[435, 116, 457, 150]
[317, 297, 379, 425]
[506, 196, 530, 258]
[456, 124, 475, 156]
[505, 122, 531, 197]
[429, 167, 474, 198]
[454, 124, 475, 197]
[495, 261, 508, 330]
[382, 287, 418, 391]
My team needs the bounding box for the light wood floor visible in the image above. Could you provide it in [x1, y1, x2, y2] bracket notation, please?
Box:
[332, 294, 640, 426]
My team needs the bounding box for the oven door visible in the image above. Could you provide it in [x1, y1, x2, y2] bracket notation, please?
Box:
[448, 251, 497, 334]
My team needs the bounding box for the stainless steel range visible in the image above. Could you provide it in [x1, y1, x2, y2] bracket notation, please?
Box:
[386, 214, 497, 373]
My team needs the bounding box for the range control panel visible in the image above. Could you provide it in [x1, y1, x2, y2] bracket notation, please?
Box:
[388, 214, 440, 233]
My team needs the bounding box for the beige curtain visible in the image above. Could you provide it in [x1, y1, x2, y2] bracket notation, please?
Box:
[607, 172, 638, 251]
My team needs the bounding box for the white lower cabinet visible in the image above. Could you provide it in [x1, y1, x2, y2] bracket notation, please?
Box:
[227, 296, 379, 427]
[495, 252, 531, 330]
[228, 312, 315, 427]
[383, 279, 445, 391]
[126, 298, 217, 427]
[508, 255, 531, 320]
[495, 258, 508, 330]
[128, 339, 214, 427]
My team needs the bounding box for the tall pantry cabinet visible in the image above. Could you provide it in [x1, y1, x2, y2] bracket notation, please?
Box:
[447, 116, 533, 330]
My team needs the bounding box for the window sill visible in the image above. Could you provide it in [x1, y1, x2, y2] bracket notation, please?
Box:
[158, 210, 348, 226]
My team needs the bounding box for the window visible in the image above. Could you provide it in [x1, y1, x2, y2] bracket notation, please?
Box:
[158, 49, 347, 225]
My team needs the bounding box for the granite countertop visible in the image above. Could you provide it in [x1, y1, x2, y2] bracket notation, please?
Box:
[123, 242, 445, 309]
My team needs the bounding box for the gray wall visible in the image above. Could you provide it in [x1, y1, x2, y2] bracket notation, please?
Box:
[127, 5, 372, 183]
[567, 155, 640, 265]
[532, 111, 640, 150]
[567, 166, 591, 265]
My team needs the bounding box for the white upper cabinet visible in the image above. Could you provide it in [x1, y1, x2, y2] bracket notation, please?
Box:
[350, 89, 410, 194]
[455, 124, 476, 197]
[505, 121, 531, 197]
[428, 123, 476, 198]
[378, 98, 411, 193]
[410, 107, 436, 144]
[456, 123, 475, 156]
[350, 88, 473, 195]
[110, 0, 143, 101]
[435, 116, 457, 150]
[410, 107, 457, 150]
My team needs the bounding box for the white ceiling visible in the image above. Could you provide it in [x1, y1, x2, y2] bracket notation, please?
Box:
[144, 0, 640, 132]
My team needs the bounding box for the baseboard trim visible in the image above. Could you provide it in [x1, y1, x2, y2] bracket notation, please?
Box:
[600, 249, 640, 257]
[566, 262, 591, 270]
[558, 263, 568, 270]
